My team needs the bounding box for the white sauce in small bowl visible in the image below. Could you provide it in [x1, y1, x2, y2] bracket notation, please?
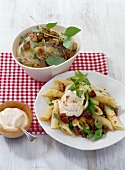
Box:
[0, 108, 28, 130]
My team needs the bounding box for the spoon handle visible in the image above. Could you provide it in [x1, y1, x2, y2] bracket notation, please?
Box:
[20, 127, 37, 143]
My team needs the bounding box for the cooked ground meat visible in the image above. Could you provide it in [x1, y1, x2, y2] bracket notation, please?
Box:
[89, 90, 96, 97]
[103, 125, 109, 134]
[50, 31, 59, 37]
[60, 113, 66, 118]
[86, 117, 95, 127]
[99, 103, 104, 110]
[60, 113, 69, 123]
[73, 126, 79, 136]
[58, 83, 65, 92]
[82, 109, 92, 118]
[68, 116, 76, 122]
[37, 33, 44, 42]
[65, 49, 75, 59]
[23, 41, 30, 50]
[91, 127, 97, 134]
[79, 131, 86, 138]
[114, 107, 118, 116]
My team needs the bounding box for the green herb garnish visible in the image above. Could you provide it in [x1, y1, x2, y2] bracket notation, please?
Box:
[33, 54, 38, 59]
[46, 22, 57, 29]
[49, 102, 54, 106]
[68, 70, 91, 85]
[54, 113, 59, 119]
[68, 85, 76, 91]
[46, 56, 66, 66]
[64, 26, 81, 37]
[42, 38, 45, 45]
[82, 125, 92, 134]
[63, 40, 72, 50]
[94, 118, 102, 129]
[107, 104, 115, 111]
[94, 129, 102, 141]
[76, 89, 83, 98]
[88, 99, 95, 114]
[69, 122, 73, 130]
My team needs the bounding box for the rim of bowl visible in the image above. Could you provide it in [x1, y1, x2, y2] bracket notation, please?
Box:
[12, 24, 81, 70]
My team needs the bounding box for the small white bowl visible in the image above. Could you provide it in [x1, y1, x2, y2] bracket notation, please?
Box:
[12, 24, 81, 82]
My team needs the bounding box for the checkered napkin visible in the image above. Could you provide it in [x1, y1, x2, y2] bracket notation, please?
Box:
[0, 52, 108, 134]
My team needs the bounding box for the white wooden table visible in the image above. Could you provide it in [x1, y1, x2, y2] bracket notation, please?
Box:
[0, 0, 125, 169]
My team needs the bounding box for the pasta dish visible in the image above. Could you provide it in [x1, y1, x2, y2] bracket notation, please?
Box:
[39, 71, 124, 141]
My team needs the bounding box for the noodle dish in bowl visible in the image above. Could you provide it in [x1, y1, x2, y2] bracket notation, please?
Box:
[12, 21, 81, 82]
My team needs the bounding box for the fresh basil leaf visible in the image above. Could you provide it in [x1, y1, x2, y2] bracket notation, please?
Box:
[49, 102, 54, 106]
[32, 27, 42, 33]
[64, 26, 81, 37]
[54, 113, 59, 119]
[63, 40, 72, 50]
[68, 84, 76, 91]
[88, 99, 95, 114]
[94, 129, 102, 141]
[46, 56, 66, 66]
[62, 36, 70, 42]
[69, 122, 73, 130]
[107, 104, 115, 111]
[46, 22, 57, 29]
[33, 54, 38, 59]
[76, 89, 83, 98]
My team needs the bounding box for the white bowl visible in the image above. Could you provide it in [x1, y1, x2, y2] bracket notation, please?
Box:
[12, 24, 81, 82]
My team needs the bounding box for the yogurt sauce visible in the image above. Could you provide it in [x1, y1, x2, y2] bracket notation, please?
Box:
[0, 108, 28, 130]
[58, 90, 85, 117]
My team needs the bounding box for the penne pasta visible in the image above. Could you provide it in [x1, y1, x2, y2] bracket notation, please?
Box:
[51, 100, 60, 129]
[39, 105, 53, 121]
[104, 105, 124, 130]
[92, 114, 113, 130]
[94, 91, 115, 104]
[54, 79, 73, 87]
[94, 105, 103, 115]
[42, 89, 64, 98]
[60, 121, 72, 135]
[50, 85, 59, 90]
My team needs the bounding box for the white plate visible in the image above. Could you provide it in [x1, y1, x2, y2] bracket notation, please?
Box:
[34, 71, 125, 150]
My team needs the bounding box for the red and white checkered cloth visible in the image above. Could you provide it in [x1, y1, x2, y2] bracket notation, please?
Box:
[0, 52, 108, 134]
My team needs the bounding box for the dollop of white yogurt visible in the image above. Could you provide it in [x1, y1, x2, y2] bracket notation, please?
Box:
[0, 108, 28, 130]
[58, 90, 84, 117]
